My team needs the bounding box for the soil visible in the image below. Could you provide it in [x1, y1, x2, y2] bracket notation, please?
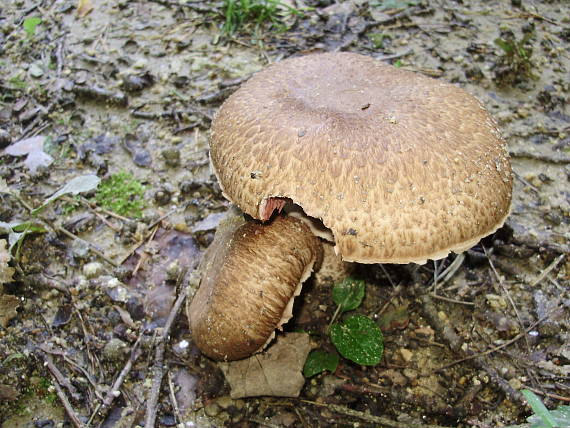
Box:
[0, 0, 569, 427]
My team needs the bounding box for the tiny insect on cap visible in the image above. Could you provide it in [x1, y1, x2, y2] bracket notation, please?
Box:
[209, 52, 512, 264]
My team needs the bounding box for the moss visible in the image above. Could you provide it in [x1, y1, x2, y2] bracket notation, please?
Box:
[95, 171, 145, 218]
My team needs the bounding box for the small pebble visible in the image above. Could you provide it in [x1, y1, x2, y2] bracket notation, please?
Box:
[204, 402, 221, 417]
[400, 348, 413, 362]
[102, 338, 128, 361]
[83, 261, 105, 279]
[162, 148, 181, 167]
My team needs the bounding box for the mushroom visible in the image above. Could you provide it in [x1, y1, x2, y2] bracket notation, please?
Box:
[188, 52, 512, 361]
[189, 212, 322, 361]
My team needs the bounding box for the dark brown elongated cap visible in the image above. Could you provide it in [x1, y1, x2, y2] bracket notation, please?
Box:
[210, 52, 512, 264]
[187, 214, 321, 361]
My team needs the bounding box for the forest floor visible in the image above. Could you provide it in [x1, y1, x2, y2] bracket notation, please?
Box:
[0, 0, 569, 427]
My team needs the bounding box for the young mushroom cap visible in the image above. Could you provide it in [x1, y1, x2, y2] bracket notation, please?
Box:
[188, 214, 322, 361]
[210, 52, 513, 264]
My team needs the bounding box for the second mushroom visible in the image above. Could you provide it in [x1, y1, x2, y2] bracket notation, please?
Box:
[187, 52, 512, 362]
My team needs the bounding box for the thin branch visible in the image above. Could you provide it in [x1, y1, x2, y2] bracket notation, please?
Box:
[300, 399, 451, 428]
[42, 353, 85, 428]
[144, 276, 191, 428]
[531, 254, 565, 287]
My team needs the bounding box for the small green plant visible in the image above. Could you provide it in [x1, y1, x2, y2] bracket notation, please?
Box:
[23, 17, 42, 37]
[304, 278, 384, 377]
[369, 33, 391, 49]
[95, 171, 145, 218]
[221, 0, 300, 36]
[303, 350, 339, 378]
[8, 75, 27, 90]
[1, 174, 100, 257]
[493, 29, 538, 85]
[506, 390, 570, 428]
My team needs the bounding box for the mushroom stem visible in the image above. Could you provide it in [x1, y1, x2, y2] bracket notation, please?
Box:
[187, 212, 322, 361]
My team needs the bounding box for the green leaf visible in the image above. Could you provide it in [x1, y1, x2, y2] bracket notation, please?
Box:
[332, 278, 365, 312]
[494, 38, 514, 54]
[0, 221, 47, 253]
[537, 405, 570, 427]
[303, 350, 339, 378]
[23, 17, 42, 37]
[32, 174, 100, 214]
[523, 390, 557, 428]
[330, 314, 384, 366]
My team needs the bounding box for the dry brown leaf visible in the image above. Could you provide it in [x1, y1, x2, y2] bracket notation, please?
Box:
[0, 384, 19, 401]
[0, 293, 20, 327]
[0, 239, 14, 285]
[0, 178, 8, 194]
[77, 0, 94, 17]
[219, 333, 314, 398]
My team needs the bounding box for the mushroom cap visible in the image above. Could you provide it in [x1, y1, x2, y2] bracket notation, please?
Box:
[187, 214, 321, 361]
[210, 52, 512, 264]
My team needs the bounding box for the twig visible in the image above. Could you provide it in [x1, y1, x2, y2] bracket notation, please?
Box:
[419, 292, 524, 403]
[23, 273, 70, 294]
[510, 235, 569, 255]
[49, 374, 85, 428]
[72, 85, 128, 107]
[483, 245, 531, 353]
[509, 149, 570, 164]
[131, 106, 212, 122]
[530, 254, 565, 287]
[522, 385, 570, 403]
[56, 226, 118, 267]
[42, 353, 85, 428]
[433, 313, 551, 372]
[103, 333, 143, 408]
[377, 284, 403, 316]
[431, 294, 474, 306]
[146, 0, 220, 13]
[147, 206, 183, 230]
[43, 353, 81, 401]
[430, 254, 465, 293]
[167, 370, 182, 426]
[86, 333, 143, 425]
[132, 224, 159, 276]
[300, 399, 451, 428]
[55, 36, 66, 78]
[379, 263, 396, 287]
[376, 49, 414, 61]
[144, 276, 191, 428]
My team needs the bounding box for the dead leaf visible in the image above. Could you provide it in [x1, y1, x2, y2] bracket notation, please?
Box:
[113, 304, 137, 328]
[378, 304, 410, 331]
[537, 360, 570, 376]
[4, 136, 53, 174]
[219, 333, 314, 398]
[379, 368, 408, 387]
[0, 178, 8, 194]
[0, 384, 19, 401]
[0, 239, 14, 285]
[77, 0, 94, 17]
[0, 293, 20, 327]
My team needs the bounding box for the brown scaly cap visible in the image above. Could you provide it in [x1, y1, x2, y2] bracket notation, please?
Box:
[187, 214, 322, 361]
[210, 52, 512, 264]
